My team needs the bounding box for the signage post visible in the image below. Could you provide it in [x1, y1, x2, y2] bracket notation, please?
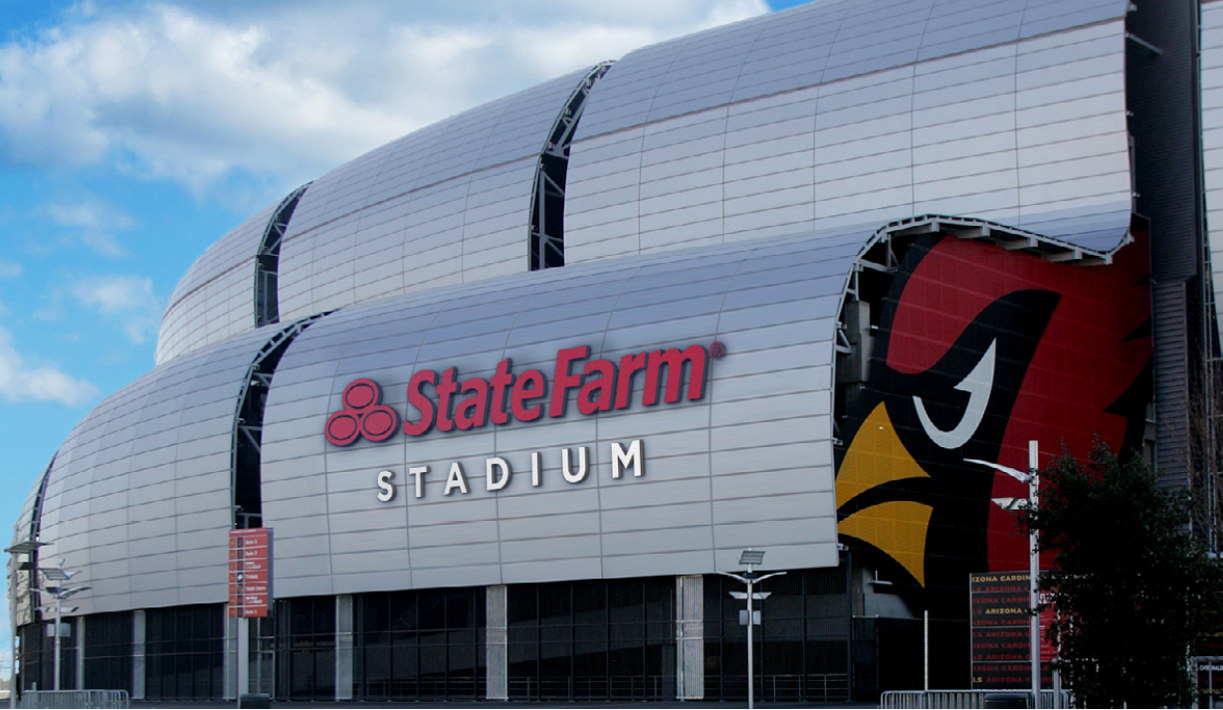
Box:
[229, 528, 272, 699]
[1028, 441, 1040, 706]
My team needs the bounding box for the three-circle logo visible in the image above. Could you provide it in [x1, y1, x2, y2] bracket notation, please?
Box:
[325, 378, 400, 446]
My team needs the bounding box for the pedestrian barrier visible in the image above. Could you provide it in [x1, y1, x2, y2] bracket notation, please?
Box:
[16, 689, 130, 709]
[881, 689, 1073, 709]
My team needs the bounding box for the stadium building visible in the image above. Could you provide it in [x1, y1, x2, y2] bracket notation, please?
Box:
[8, 0, 1222, 701]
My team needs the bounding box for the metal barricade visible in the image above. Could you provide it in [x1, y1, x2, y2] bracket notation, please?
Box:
[880, 689, 1073, 709]
[17, 689, 130, 709]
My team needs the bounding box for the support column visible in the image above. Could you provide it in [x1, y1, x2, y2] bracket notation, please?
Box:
[75, 617, 85, 690]
[132, 611, 145, 701]
[222, 610, 236, 700]
[486, 585, 507, 700]
[237, 617, 250, 698]
[336, 595, 353, 701]
[676, 575, 704, 699]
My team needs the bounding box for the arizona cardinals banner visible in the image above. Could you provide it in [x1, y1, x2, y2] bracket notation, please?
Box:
[835, 230, 1151, 617]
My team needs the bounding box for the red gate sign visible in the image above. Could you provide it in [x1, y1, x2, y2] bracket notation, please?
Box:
[228, 528, 273, 618]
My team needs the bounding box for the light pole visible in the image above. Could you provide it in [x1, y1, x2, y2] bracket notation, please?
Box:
[4, 539, 47, 707]
[38, 564, 88, 692]
[969, 440, 1041, 707]
[717, 549, 786, 710]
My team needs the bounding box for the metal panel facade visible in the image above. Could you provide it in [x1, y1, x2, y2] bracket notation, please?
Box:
[566, 8, 1132, 264]
[33, 327, 286, 615]
[275, 68, 596, 323]
[155, 202, 279, 365]
[261, 229, 862, 598]
[1203, 0, 1223, 335]
[578, 0, 1128, 138]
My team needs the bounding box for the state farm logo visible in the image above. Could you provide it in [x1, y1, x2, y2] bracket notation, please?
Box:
[325, 379, 399, 446]
[325, 341, 725, 446]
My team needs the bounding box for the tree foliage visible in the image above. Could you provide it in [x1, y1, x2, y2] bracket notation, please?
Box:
[1026, 443, 1223, 708]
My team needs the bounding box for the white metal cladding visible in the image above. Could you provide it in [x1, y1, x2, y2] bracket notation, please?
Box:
[11, 467, 47, 626]
[260, 227, 868, 598]
[1203, 0, 1223, 332]
[275, 67, 599, 324]
[566, 3, 1132, 264]
[577, 0, 1130, 137]
[155, 201, 280, 365]
[34, 326, 287, 617]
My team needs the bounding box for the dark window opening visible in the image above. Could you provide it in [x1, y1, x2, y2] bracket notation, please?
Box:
[84, 611, 133, 694]
[254, 183, 310, 328]
[275, 596, 337, 700]
[703, 568, 849, 702]
[507, 576, 674, 700]
[145, 605, 224, 700]
[232, 315, 323, 529]
[529, 62, 613, 271]
[17, 617, 76, 693]
[353, 587, 487, 700]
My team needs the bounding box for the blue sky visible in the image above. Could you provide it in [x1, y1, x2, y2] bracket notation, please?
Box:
[0, 0, 811, 658]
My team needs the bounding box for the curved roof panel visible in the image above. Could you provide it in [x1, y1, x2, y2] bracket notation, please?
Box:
[566, 9, 1132, 264]
[260, 225, 869, 596]
[156, 201, 280, 365]
[578, 0, 1130, 137]
[275, 66, 600, 323]
[36, 326, 285, 615]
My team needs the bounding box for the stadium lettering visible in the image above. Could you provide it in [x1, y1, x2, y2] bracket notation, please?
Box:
[326, 342, 721, 446]
[374, 441, 644, 501]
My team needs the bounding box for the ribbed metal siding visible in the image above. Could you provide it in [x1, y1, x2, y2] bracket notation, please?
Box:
[274, 67, 599, 323]
[1153, 281, 1190, 487]
[565, 17, 1133, 265]
[1129, 0, 1203, 489]
[260, 228, 866, 598]
[35, 327, 290, 615]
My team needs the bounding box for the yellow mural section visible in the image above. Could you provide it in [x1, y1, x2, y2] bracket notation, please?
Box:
[837, 401, 935, 586]
[839, 501, 935, 586]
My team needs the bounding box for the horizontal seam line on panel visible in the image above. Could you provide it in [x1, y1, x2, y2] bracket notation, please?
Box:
[576, 17, 1124, 147]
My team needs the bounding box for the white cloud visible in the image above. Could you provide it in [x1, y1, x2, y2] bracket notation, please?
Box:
[0, 325, 100, 407]
[0, 1, 767, 198]
[70, 274, 164, 344]
[42, 200, 135, 257]
[0, 260, 20, 278]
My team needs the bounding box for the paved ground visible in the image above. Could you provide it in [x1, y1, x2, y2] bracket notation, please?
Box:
[129, 699, 880, 703]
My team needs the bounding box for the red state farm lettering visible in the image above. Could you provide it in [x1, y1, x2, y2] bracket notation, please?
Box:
[326, 342, 722, 446]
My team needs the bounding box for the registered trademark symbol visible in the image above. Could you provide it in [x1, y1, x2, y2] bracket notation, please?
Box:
[710, 341, 726, 358]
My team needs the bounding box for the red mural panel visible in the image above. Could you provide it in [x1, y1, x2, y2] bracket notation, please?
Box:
[835, 231, 1150, 616]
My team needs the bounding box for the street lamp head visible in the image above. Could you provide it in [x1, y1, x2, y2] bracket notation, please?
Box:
[739, 549, 765, 566]
[3, 541, 46, 555]
[39, 567, 73, 581]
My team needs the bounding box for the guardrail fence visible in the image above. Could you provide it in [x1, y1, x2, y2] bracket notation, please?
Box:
[881, 689, 1073, 709]
[16, 689, 130, 709]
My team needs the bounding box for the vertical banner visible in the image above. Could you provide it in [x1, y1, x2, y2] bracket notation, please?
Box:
[228, 528, 273, 618]
[970, 571, 1053, 688]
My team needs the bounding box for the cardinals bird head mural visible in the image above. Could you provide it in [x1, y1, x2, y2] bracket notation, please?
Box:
[834, 227, 1151, 617]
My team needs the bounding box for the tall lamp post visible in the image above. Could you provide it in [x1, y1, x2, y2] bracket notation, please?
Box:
[38, 564, 88, 692]
[3, 539, 47, 707]
[969, 440, 1041, 707]
[718, 549, 786, 710]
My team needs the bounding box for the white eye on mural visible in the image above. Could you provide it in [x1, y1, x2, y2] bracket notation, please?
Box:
[913, 339, 997, 450]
